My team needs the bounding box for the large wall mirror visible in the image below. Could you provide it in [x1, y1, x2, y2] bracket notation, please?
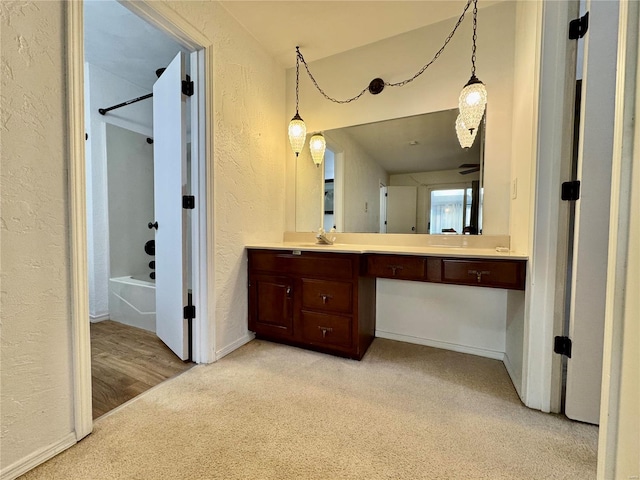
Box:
[295, 109, 484, 234]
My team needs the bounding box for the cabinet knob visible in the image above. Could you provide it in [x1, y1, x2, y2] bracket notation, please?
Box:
[468, 269, 491, 283]
[318, 293, 333, 304]
[318, 326, 333, 338]
[389, 265, 404, 276]
[286, 286, 292, 297]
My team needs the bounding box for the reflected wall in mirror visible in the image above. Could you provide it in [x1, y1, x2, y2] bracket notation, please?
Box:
[295, 109, 484, 234]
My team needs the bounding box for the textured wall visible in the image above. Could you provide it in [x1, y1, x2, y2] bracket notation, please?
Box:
[163, 1, 286, 354]
[0, 0, 75, 470]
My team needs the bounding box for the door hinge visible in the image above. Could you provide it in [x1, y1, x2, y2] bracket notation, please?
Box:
[554, 336, 572, 358]
[183, 195, 195, 209]
[183, 305, 196, 320]
[561, 180, 580, 201]
[569, 11, 589, 40]
[182, 75, 194, 97]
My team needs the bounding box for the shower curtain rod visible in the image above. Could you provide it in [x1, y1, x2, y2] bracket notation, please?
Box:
[98, 92, 152, 115]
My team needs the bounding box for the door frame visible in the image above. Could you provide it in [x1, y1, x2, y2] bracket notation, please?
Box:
[67, 0, 215, 440]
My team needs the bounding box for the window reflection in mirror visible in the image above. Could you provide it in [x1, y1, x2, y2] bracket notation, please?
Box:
[295, 109, 484, 234]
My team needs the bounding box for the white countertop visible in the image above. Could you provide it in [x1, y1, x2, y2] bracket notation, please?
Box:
[246, 242, 528, 260]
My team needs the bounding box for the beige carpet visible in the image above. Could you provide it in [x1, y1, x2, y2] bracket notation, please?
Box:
[22, 339, 598, 479]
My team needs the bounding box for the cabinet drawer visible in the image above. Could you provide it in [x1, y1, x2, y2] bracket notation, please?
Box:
[302, 279, 353, 314]
[249, 250, 354, 279]
[301, 311, 352, 348]
[439, 259, 526, 290]
[366, 254, 426, 280]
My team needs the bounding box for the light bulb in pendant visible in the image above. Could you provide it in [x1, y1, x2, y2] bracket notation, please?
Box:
[458, 75, 487, 135]
[309, 133, 326, 167]
[288, 113, 306, 156]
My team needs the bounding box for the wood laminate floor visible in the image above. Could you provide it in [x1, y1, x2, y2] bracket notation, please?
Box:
[91, 320, 193, 419]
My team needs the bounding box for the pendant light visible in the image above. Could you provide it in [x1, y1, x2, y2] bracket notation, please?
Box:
[309, 133, 326, 167]
[288, 47, 306, 156]
[458, 0, 487, 142]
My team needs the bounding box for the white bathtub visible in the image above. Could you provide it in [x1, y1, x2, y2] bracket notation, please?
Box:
[108, 275, 156, 332]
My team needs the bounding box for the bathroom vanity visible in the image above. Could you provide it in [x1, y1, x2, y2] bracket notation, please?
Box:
[247, 243, 526, 360]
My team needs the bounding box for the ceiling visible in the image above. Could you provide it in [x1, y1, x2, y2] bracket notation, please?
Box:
[84, 0, 188, 90]
[219, 1, 501, 68]
[84, 0, 502, 90]
[329, 109, 481, 175]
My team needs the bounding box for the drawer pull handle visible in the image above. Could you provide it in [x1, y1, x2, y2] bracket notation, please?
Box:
[389, 265, 404, 276]
[468, 270, 491, 283]
[318, 326, 333, 338]
[318, 293, 333, 304]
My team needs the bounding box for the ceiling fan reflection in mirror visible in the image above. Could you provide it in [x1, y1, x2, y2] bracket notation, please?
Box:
[458, 163, 480, 175]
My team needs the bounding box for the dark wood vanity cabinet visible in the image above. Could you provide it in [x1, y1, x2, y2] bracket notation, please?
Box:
[248, 249, 376, 360]
[366, 255, 527, 290]
[249, 248, 526, 360]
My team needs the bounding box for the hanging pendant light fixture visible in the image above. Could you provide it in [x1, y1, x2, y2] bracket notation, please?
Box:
[455, 114, 478, 148]
[288, 47, 306, 156]
[458, 0, 487, 144]
[309, 133, 326, 167]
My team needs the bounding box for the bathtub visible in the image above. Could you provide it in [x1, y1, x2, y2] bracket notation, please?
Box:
[108, 275, 156, 332]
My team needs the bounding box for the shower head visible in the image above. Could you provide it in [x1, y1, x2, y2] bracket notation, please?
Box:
[155, 68, 166, 78]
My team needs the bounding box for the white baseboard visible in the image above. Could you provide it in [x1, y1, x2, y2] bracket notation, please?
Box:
[0, 432, 77, 480]
[503, 352, 523, 399]
[215, 332, 255, 360]
[89, 313, 109, 322]
[375, 330, 505, 361]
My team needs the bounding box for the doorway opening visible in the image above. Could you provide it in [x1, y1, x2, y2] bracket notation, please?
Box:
[83, 0, 206, 419]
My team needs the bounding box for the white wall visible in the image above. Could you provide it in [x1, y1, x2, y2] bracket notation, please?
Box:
[376, 280, 508, 359]
[105, 124, 155, 279]
[0, 1, 76, 472]
[287, 1, 517, 236]
[85, 62, 153, 319]
[329, 129, 388, 232]
[164, 1, 286, 356]
[505, 290, 525, 395]
[508, 1, 540, 255]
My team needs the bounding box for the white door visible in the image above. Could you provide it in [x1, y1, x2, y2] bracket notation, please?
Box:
[386, 186, 417, 233]
[379, 184, 387, 233]
[153, 52, 189, 360]
[565, 1, 619, 424]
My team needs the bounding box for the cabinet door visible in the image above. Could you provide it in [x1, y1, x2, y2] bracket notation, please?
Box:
[249, 275, 294, 337]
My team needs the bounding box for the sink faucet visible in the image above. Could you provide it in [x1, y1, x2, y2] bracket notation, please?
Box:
[315, 228, 335, 245]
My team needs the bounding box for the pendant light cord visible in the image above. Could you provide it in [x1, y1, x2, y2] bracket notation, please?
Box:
[471, 0, 478, 77]
[295, 0, 474, 104]
[295, 46, 301, 114]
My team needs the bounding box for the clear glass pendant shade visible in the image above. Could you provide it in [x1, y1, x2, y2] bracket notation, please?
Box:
[309, 133, 326, 167]
[288, 113, 307, 156]
[455, 114, 478, 148]
[458, 76, 487, 135]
